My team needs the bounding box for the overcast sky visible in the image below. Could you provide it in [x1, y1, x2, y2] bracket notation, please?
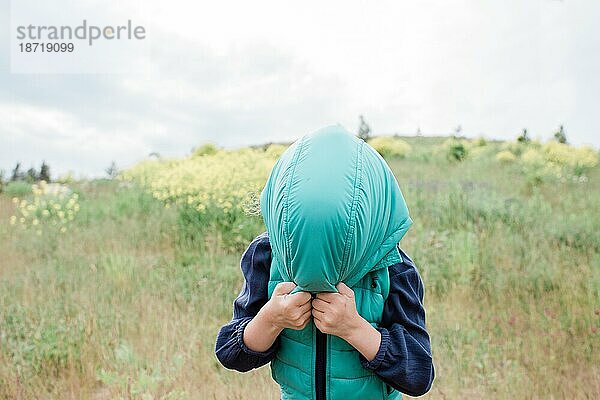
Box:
[1, 0, 599, 178]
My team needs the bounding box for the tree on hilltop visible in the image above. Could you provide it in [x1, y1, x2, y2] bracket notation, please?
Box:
[358, 115, 371, 141]
[554, 125, 567, 144]
[39, 161, 51, 182]
[106, 161, 119, 179]
[517, 128, 530, 143]
[25, 166, 38, 183]
[11, 162, 24, 181]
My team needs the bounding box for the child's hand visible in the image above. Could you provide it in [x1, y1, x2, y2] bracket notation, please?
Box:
[311, 282, 363, 340]
[264, 282, 312, 331]
[243, 282, 312, 352]
[312, 282, 381, 361]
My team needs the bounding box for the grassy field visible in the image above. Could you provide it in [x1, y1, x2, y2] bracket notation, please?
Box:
[1, 136, 599, 399]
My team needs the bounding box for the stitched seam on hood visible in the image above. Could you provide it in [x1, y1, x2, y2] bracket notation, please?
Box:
[371, 215, 412, 271]
[340, 140, 364, 284]
[282, 135, 307, 282]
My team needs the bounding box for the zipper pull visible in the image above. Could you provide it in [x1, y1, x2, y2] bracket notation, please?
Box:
[371, 276, 378, 289]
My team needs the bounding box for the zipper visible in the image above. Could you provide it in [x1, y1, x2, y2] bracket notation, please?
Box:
[315, 325, 327, 400]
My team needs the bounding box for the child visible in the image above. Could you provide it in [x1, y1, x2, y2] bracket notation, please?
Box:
[215, 125, 434, 399]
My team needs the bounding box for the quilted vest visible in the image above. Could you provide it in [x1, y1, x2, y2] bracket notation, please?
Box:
[259, 125, 413, 400]
[267, 248, 404, 400]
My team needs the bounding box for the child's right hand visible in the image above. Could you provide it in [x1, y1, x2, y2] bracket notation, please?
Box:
[242, 282, 312, 352]
[265, 282, 312, 331]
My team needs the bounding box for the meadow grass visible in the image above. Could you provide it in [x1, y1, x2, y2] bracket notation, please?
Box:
[1, 138, 598, 399]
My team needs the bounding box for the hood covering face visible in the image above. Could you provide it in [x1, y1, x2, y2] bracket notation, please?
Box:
[260, 125, 412, 293]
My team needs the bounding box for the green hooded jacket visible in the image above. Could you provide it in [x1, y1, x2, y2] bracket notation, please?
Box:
[260, 124, 412, 399]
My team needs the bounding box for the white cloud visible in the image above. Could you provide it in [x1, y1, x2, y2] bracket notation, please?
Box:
[1, 0, 598, 177]
[0, 102, 151, 178]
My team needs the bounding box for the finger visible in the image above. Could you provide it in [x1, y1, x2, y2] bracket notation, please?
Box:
[336, 282, 354, 298]
[313, 316, 325, 333]
[311, 307, 325, 319]
[291, 308, 312, 329]
[299, 307, 312, 322]
[315, 292, 335, 302]
[311, 298, 329, 312]
[299, 316, 311, 330]
[298, 301, 312, 315]
[273, 282, 297, 296]
[288, 291, 312, 305]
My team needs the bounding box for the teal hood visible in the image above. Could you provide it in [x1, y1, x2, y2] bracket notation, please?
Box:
[260, 125, 412, 293]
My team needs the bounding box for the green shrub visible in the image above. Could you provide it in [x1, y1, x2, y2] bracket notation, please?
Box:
[496, 150, 517, 163]
[55, 172, 76, 184]
[175, 202, 264, 252]
[367, 136, 412, 159]
[192, 143, 219, 157]
[518, 142, 599, 185]
[500, 140, 528, 157]
[443, 138, 469, 162]
[473, 136, 487, 147]
[4, 181, 33, 197]
[264, 143, 288, 158]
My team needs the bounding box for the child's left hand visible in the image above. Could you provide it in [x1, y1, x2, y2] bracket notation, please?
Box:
[311, 282, 364, 341]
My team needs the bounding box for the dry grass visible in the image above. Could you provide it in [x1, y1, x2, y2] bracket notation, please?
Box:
[1, 140, 599, 399]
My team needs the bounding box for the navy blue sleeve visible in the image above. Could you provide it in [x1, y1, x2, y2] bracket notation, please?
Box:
[215, 231, 280, 372]
[359, 247, 435, 397]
